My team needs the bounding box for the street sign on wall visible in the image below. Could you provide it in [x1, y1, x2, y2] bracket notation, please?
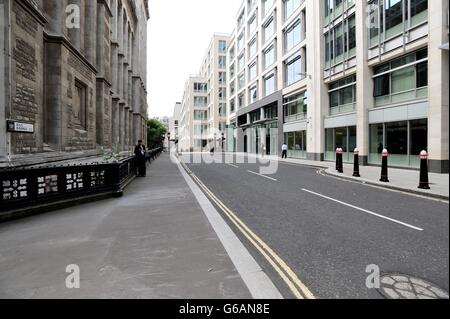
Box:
[6, 120, 35, 134]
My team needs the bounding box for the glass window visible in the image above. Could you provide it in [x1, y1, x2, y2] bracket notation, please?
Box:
[218, 72, 227, 85]
[285, 54, 301, 86]
[285, 19, 301, 52]
[249, 62, 257, 80]
[238, 72, 246, 89]
[249, 38, 258, 58]
[249, 15, 257, 35]
[238, 93, 245, 108]
[194, 110, 208, 120]
[238, 33, 245, 51]
[373, 49, 428, 105]
[218, 56, 227, 69]
[263, 0, 274, 16]
[386, 121, 408, 154]
[385, 0, 403, 38]
[230, 98, 236, 113]
[194, 96, 208, 107]
[194, 83, 208, 92]
[264, 44, 275, 69]
[219, 88, 227, 100]
[284, 0, 301, 20]
[249, 85, 258, 104]
[238, 54, 245, 72]
[391, 66, 415, 93]
[264, 18, 275, 42]
[264, 74, 275, 96]
[219, 40, 227, 53]
[328, 75, 356, 114]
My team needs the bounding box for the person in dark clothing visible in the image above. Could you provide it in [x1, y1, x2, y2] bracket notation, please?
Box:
[134, 140, 147, 177]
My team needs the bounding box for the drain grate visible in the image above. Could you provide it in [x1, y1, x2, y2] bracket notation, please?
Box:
[378, 273, 449, 299]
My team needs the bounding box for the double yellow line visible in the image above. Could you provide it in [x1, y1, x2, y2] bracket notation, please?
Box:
[187, 167, 315, 300]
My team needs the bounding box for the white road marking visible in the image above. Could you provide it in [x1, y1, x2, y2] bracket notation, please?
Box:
[227, 163, 239, 168]
[247, 170, 278, 182]
[301, 188, 424, 232]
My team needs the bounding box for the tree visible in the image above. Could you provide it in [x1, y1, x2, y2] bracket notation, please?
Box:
[147, 119, 167, 149]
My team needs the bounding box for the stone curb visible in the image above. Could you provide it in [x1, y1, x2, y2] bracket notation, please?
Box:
[323, 169, 449, 201]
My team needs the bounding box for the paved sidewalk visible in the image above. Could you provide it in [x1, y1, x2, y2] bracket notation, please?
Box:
[0, 153, 255, 299]
[280, 157, 449, 200]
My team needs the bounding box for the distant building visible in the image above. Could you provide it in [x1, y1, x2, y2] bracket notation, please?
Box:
[169, 102, 181, 146]
[0, 0, 150, 167]
[179, 34, 230, 152]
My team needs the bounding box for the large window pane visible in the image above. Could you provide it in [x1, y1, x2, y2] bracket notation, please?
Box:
[374, 74, 390, 97]
[386, 121, 408, 166]
[370, 123, 384, 164]
[385, 0, 403, 38]
[391, 66, 415, 93]
[416, 62, 428, 88]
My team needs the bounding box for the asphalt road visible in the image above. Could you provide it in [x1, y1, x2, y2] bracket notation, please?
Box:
[184, 154, 449, 299]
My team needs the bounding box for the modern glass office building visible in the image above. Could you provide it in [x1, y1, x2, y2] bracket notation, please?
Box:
[223, 0, 448, 173]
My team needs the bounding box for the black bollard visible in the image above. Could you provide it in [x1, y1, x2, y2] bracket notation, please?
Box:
[336, 148, 340, 171]
[379, 149, 389, 183]
[353, 148, 361, 177]
[337, 148, 344, 173]
[418, 150, 430, 190]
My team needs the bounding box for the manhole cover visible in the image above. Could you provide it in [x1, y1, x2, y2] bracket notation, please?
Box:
[378, 273, 449, 299]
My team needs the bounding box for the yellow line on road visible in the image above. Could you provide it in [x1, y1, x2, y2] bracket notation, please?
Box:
[189, 172, 316, 300]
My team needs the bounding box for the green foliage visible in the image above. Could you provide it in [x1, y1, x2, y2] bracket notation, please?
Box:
[147, 119, 167, 149]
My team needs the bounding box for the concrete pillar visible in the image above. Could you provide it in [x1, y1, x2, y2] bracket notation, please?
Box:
[428, 0, 449, 173]
[112, 99, 120, 146]
[355, 0, 373, 165]
[84, 0, 97, 65]
[306, 0, 327, 161]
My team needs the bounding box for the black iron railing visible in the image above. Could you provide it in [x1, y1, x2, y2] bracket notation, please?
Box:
[0, 148, 163, 214]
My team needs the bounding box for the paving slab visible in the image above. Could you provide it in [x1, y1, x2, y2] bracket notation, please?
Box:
[0, 154, 252, 299]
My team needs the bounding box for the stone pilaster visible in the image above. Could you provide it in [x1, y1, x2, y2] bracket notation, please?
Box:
[355, 0, 373, 165]
[119, 102, 125, 147]
[428, 0, 449, 173]
[67, 0, 82, 50]
[84, 0, 97, 66]
[111, 98, 120, 146]
[306, 0, 327, 161]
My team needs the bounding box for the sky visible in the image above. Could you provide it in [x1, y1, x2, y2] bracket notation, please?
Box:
[147, 0, 243, 118]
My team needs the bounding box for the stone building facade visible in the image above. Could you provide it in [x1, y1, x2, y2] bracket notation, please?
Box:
[0, 0, 149, 167]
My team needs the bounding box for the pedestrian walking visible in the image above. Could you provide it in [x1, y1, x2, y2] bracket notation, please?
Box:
[134, 140, 147, 177]
[281, 143, 288, 159]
